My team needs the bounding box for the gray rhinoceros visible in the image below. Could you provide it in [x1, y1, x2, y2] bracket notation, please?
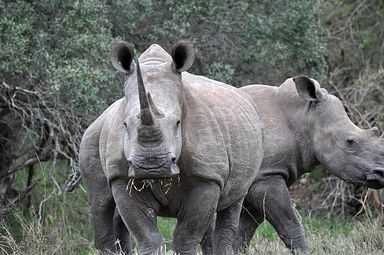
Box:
[79, 41, 263, 254]
[234, 76, 384, 253]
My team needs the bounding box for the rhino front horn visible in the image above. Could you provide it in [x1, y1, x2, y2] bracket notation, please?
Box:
[135, 59, 154, 126]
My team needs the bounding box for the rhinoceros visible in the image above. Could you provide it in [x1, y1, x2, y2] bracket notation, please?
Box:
[234, 76, 384, 253]
[79, 41, 263, 254]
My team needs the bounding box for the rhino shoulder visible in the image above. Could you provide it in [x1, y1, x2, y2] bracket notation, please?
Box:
[182, 72, 236, 91]
[81, 98, 125, 145]
[79, 98, 125, 176]
[182, 72, 254, 107]
[100, 99, 129, 180]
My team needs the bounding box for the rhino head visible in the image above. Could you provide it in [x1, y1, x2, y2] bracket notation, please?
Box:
[110, 41, 195, 179]
[293, 76, 384, 189]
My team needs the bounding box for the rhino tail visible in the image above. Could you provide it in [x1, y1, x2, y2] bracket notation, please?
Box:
[66, 175, 82, 192]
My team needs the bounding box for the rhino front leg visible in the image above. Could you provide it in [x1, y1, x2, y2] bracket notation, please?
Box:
[243, 176, 309, 254]
[111, 178, 164, 255]
[113, 209, 133, 254]
[201, 217, 215, 255]
[213, 197, 244, 255]
[173, 181, 220, 255]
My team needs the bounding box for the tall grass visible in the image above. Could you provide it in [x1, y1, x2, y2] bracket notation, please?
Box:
[0, 162, 96, 255]
[0, 194, 97, 255]
[1, 163, 384, 254]
[0, 204, 384, 255]
[246, 218, 384, 255]
[2, 206, 384, 254]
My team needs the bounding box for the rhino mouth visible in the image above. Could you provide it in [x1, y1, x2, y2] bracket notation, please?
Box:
[127, 162, 180, 179]
[365, 168, 384, 189]
[126, 158, 180, 194]
[125, 174, 180, 195]
[127, 153, 180, 179]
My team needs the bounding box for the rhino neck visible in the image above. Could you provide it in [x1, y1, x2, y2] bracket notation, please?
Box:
[277, 86, 321, 176]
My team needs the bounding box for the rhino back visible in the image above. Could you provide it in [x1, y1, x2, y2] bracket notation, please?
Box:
[181, 73, 263, 210]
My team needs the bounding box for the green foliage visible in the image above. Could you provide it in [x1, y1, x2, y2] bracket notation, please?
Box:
[0, 1, 33, 76]
[0, 163, 94, 254]
[238, 0, 326, 84]
[206, 62, 235, 84]
[108, 0, 326, 85]
[320, 0, 384, 82]
[1, 0, 120, 116]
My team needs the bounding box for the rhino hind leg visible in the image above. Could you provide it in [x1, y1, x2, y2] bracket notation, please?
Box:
[213, 197, 244, 255]
[233, 206, 264, 253]
[240, 176, 309, 254]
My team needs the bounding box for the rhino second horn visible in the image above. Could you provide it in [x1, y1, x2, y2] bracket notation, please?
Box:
[372, 126, 380, 137]
[135, 59, 154, 126]
[148, 92, 164, 117]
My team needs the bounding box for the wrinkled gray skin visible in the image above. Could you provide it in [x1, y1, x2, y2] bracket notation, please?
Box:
[233, 76, 384, 254]
[79, 41, 263, 255]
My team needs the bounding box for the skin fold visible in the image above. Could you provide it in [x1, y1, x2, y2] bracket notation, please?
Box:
[232, 76, 384, 254]
[79, 41, 263, 255]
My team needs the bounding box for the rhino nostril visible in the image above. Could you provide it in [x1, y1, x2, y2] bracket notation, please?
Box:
[171, 155, 177, 164]
[373, 168, 384, 178]
[127, 158, 133, 166]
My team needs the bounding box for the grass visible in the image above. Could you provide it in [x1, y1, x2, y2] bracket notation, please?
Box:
[2, 204, 384, 254]
[0, 162, 96, 255]
[2, 164, 384, 254]
[246, 218, 384, 255]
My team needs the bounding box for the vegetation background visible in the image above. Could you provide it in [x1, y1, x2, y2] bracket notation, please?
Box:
[1, 0, 384, 254]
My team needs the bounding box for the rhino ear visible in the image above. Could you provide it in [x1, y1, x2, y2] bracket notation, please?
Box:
[111, 41, 134, 74]
[171, 41, 195, 72]
[293, 75, 323, 101]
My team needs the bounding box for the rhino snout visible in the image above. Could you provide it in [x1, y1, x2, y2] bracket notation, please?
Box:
[373, 168, 384, 178]
[127, 153, 179, 179]
[366, 168, 384, 189]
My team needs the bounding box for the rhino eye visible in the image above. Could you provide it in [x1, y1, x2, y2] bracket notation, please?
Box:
[175, 120, 181, 135]
[123, 121, 130, 138]
[346, 138, 358, 151]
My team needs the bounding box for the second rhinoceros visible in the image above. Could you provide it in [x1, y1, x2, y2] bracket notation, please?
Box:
[235, 76, 384, 253]
[79, 41, 263, 255]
